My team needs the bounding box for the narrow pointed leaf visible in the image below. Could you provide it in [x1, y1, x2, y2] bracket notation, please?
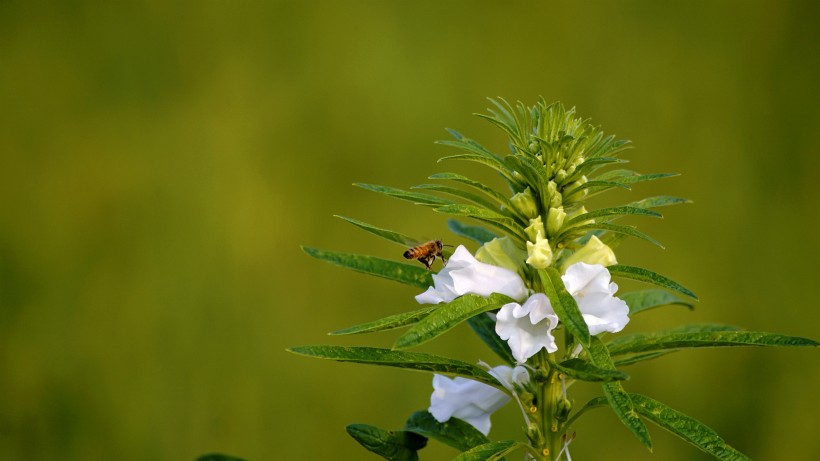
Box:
[553, 358, 630, 382]
[613, 351, 673, 367]
[559, 223, 664, 249]
[451, 440, 520, 461]
[288, 346, 504, 389]
[608, 265, 698, 300]
[539, 267, 590, 346]
[574, 157, 628, 176]
[436, 154, 515, 182]
[394, 293, 514, 350]
[448, 219, 498, 245]
[608, 330, 819, 356]
[439, 129, 504, 162]
[565, 396, 609, 428]
[403, 411, 490, 452]
[564, 179, 631, 196]
[302, 247, 432, 288]
[587, 337, 652, 450]
[335, 215, 417, 246]
[629, 196, 692, 209]
[355, 183, 455, 206]
[412, 184, 501, 212]
[630, 394, 752, 461]
[330, 305, 439, 335]
[616, 172, 679, 185]
[619, 289, 694, 315]
[467, 313, 516, 365]
[436, 205, 527, 241]
[429, 172, 513, 209]
[346, 424, 427, 461]
[562, 206, 662, 228]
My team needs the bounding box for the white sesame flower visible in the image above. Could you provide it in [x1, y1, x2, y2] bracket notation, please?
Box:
[495, 293, 560, 363]
[561, 262, 630, 335]
[429, 365, 513, 435]
[415, 245, 528, 304]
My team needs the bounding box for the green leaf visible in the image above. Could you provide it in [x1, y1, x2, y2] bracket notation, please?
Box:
[330, 305, 439, 335]
[436, 205, 527, 241]
[451, 440, 520, 461]
[616, 172, 679, 185]
[403, 411, 490, 452]
[559, 222, 664, 249]
[607, 330, 820, 356]
[335, 215, 417, 246]
[448, 220, 498, 245]
[429, 172, 515, 210]
[574, 157, 629, 176]
[439, 129, 504, 162]
[587, 337, 652, 450]
[467, 313, 516, 365]
[346, 424, 427, 461]
[287, 346, 504, 389]
[565, 396, 609, 428]
[628, 195, 692, 209]
[394, 293, 513, 350]
[539, 267, 590, 346]
[412, 184, 502, 213]
[619, 289, 694, 315]
[553, 358, 630, 382]
[562, 206, 662, 228]
[608, 265, 698, 300]
[437, 154, 516, 183]
[302, 247, 433, 289]
[564, 179, 631, 196]
[630, 394, 752, 461]
[613, 351, 673, 367]
[355, 183, 455, 206]
[197, 455, 247, 461]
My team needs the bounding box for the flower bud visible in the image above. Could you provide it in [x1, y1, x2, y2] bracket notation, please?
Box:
[528, 141, 540, 154]
[555, 168, 568, 183]
[561, 235, 617, 271]
[547, 181, 562, 208]
[475, 237, 527, 275]
[546, 206, 566, 236]
[566, 176, 589, 202]
[525, 216, 545, 243]
[556, 397, 573, 422]
[526, 236, 553, 269]
[509, 187, 539, 219]
[566, 206, 593, 227]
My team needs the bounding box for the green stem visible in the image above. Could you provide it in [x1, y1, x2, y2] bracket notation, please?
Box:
[535, 352, 563, 460]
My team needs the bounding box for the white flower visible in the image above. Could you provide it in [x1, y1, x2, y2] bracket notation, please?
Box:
[415, 245, 528, 304]
[429, 365, 513, 435]
[495, 293, 560, 363]
[561, 262, 630, 335]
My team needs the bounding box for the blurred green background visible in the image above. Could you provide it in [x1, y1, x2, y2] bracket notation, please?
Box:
[1, 1, 818, 460]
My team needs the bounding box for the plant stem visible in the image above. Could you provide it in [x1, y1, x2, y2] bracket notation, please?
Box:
[536, 352, 563, 460]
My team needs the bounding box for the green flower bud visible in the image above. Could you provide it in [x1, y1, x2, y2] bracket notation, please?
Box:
[556, 397, 573, 422]
[526, 237, 553, 269]
[475, 236, 527, 275]
[566, 175, 589, 202]
[525, 216, 545, 242]
[566, 206, 593, 227]
[547, 181, 562, 208]
[561, 235, 617, 271]
[555, 168, 568, 183]
[528, 141, 540, 154]
[509, 187, 539, 219]
[546, 206, 566, 236]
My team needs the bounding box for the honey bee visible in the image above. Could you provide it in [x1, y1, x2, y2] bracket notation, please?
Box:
[404, 240, 447, 270]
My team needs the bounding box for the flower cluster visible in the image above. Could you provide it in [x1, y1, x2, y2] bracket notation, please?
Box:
[419, 243, 629, 433]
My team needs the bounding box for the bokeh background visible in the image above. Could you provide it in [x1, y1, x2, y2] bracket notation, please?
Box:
[1, 1, 819, 460]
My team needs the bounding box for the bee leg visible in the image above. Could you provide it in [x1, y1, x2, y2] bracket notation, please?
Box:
[420, 254, 434, 270]
[440, 254, 447, 266]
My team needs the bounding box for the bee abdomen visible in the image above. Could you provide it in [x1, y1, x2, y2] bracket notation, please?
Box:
[403, 249, 415, 259]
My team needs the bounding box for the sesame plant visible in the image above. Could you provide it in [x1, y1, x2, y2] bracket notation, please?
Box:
[288, 99, 818, 461]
